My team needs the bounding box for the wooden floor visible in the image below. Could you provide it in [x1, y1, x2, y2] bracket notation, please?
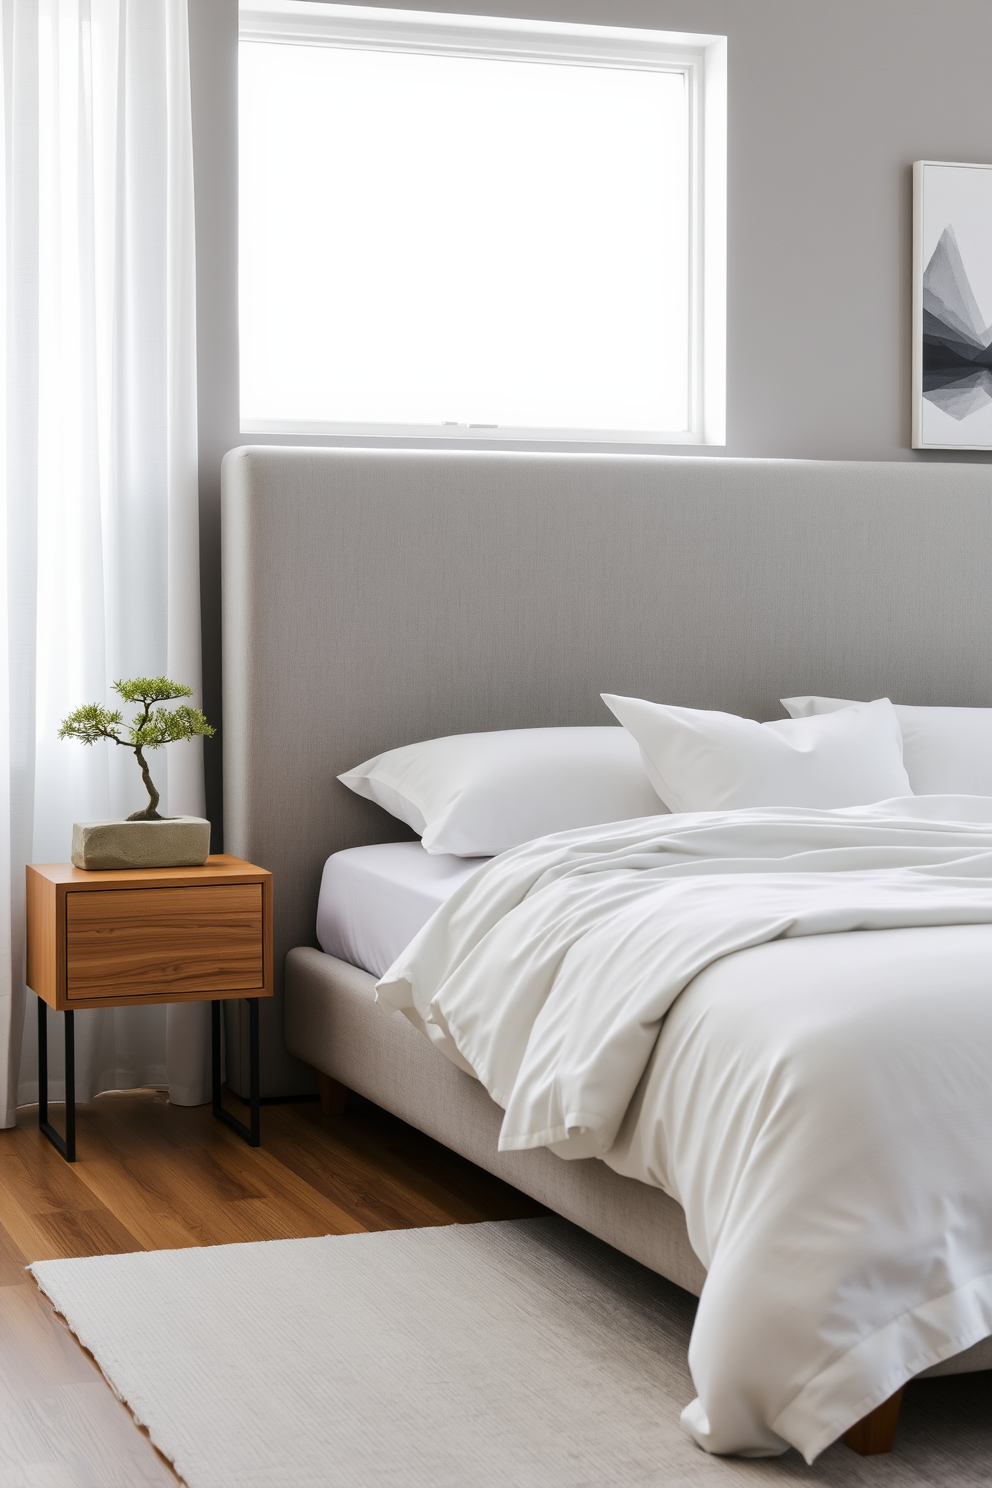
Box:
[0, 1087, 543, 1487]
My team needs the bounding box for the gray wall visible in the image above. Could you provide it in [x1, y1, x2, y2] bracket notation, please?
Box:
[188, 0, 992, 839]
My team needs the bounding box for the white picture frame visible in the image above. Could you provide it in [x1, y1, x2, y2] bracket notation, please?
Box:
[913, 160, 992, 450]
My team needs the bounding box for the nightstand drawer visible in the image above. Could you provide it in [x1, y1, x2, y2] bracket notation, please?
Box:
[65, 884, 264, 1000]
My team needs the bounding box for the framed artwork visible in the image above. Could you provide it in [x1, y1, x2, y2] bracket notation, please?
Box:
[913, 160, 992, 450]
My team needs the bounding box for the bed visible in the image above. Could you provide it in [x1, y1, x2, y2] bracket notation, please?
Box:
[221, 446, 992, 1458]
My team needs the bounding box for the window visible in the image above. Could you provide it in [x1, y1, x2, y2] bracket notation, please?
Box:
[238, 4, 726, 444]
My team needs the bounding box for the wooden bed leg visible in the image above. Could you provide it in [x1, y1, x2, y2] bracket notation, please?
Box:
[843, 1388, 903, 1455]
[318, 1073, 348, 1116]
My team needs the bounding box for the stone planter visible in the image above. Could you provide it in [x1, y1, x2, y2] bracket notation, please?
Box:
[71, 817, 211, 871]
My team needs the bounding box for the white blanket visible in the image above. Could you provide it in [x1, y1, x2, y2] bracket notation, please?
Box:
[377, 798, 992, 1461]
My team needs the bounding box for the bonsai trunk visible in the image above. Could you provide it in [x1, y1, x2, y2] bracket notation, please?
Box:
[127, 745, 163, 821]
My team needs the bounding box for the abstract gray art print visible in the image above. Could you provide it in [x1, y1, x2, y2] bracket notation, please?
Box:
[914, 161, 992, 449]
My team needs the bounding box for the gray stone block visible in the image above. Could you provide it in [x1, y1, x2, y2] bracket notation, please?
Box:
[71, 817, 212, 871]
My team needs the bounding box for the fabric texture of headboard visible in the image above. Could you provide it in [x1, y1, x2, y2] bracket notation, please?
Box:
[221, 447, 992, 1094]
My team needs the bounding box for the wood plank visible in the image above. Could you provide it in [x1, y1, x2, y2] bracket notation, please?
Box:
[263, 1119, 486, 1227]
[0, 1144, 114, 1220]
[360, 1103, 545, 1220]
[77, 1089, 477, 1232]
[0, 1131, 147, 1259]
[0, 1215, 30, 1287]
[6, 1202, 144, 1266]
[3, 1090, 542, 1242]
[0, 1285, 96, 1398]
[0, 1377, 181, 1485]
[66, 885, 263, 998]
[63, 1156, 221, 1252]
[74, 1138, 365, 1248]
[263, 1098, 546, 1228]
[0, 1287, 179, 1486]
[331, 1095, 546, 1220]
[9, 1093, 360, 1249]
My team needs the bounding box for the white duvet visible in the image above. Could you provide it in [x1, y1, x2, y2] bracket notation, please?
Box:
[376, 797, 992, 1461]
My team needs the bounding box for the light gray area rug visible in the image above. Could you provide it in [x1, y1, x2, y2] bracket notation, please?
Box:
[30, 1218, 992, 1488]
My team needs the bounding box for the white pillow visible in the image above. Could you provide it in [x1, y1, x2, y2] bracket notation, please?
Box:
[601, 694, 912, 813]
[782, 696, 992, 796]
[338, 727, 665, 856]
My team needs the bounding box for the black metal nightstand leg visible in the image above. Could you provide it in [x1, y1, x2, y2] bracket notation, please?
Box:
[211, 998, 222, 1119]
[37, 996, 46, 1126]
[249, 997, 260, 1145]
[37, 997, 76, 1162]
[211, 998, 261, 1147]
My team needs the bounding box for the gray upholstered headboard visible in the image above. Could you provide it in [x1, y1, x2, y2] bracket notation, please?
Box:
[221, 446, 992, 1094]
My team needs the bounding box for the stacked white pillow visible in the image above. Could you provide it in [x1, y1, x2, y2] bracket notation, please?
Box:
[602, 694, 912, 813]
[783, 696, 992, 796]
[338, 726, 665, 856]
[339, 694, 935, 857]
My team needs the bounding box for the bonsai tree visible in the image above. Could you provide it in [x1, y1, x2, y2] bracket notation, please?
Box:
[58, 677, 215, 821]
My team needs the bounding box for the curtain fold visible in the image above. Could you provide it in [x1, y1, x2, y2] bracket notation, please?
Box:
[0, 0, 204, 1126]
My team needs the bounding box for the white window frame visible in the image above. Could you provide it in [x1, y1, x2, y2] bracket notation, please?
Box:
[238, 3, 727, 446]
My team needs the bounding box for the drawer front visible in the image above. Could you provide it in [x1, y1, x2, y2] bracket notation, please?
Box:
[65, 885, 264, 1000]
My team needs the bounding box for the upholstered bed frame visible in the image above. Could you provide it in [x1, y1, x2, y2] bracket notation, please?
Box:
[221, 446, 992, 1374]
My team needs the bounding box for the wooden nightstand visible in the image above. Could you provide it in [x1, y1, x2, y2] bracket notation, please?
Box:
[26, 855, 273, 1161]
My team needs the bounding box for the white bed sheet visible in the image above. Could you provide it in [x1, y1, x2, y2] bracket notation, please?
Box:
[316, 842, 488, 979]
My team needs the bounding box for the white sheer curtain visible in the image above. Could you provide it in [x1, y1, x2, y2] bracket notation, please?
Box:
[0, 0, 207, 1126]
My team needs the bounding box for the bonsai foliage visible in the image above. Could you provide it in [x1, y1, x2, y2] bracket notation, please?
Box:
[58, 678, 215, 821]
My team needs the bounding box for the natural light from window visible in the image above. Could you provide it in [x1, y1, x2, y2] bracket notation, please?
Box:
[238, 7, 725, 441]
